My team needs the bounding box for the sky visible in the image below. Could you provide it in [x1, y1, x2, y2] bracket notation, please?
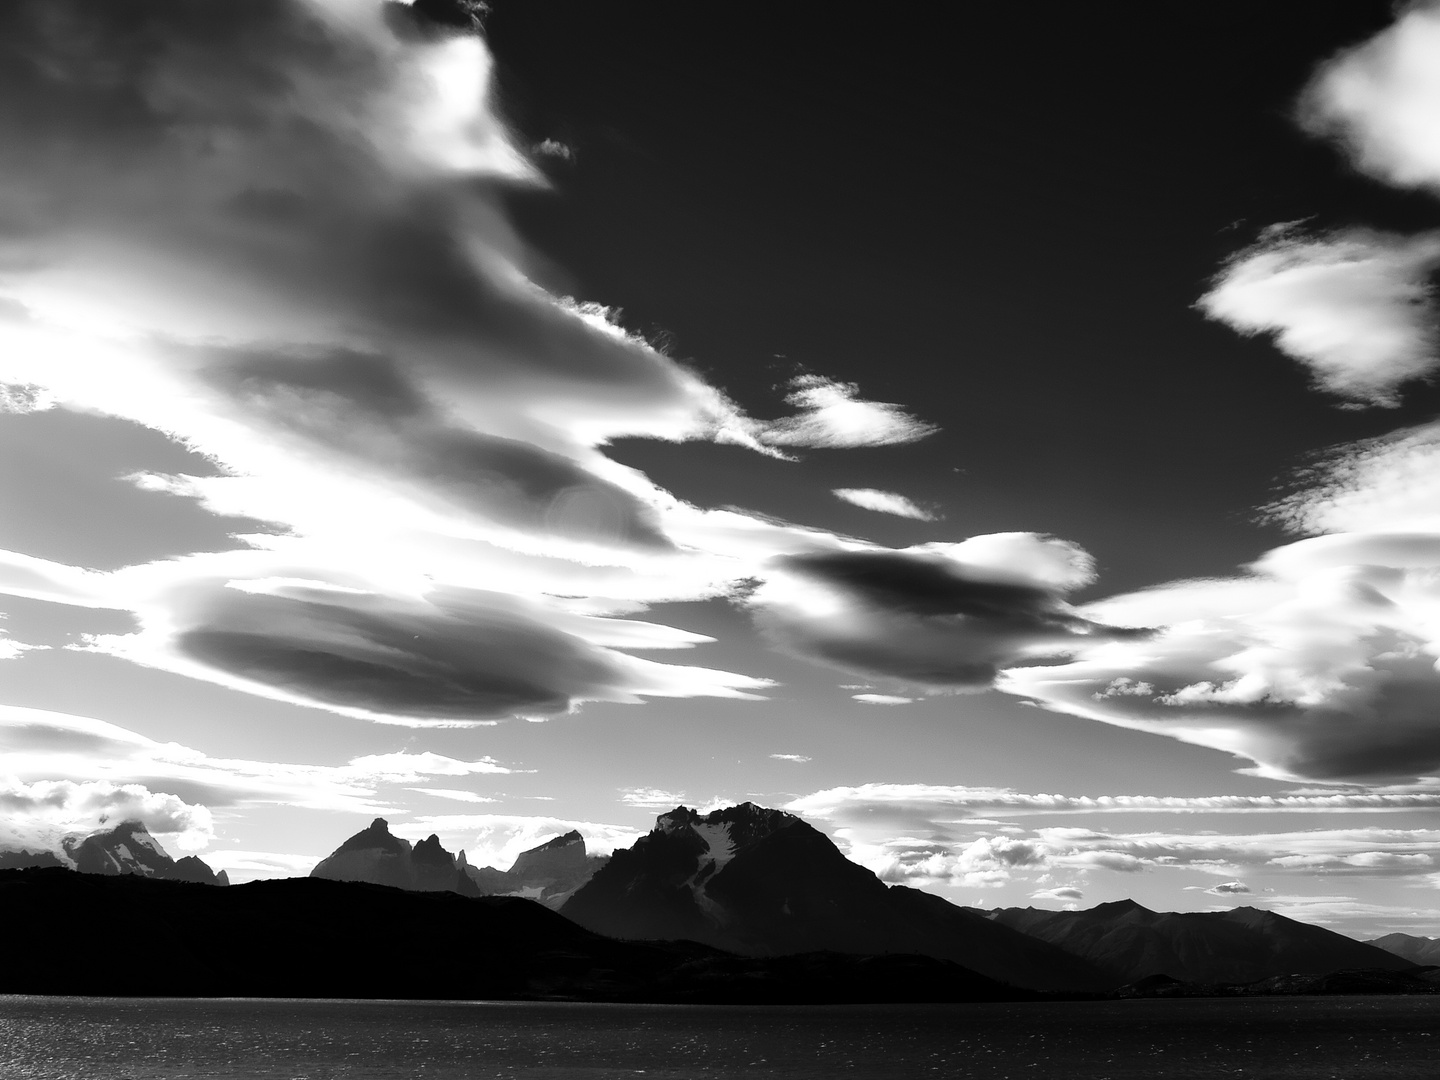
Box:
[9, 0, 1440, 939]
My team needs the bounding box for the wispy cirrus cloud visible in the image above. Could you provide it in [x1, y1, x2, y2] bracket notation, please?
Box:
[759, 376, 937, 450]
[790, 782, 1440, 897]
[1031, 886, 1084, 903]
[619, 786, 688, 809]
[789, 782, 1440, 820]
[0, 703, 523, 852]
[832, 488, 936, 521]
[853, 820, 1440, 891]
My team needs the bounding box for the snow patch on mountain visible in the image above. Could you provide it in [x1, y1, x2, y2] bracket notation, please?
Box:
[692, 822, 736, 871]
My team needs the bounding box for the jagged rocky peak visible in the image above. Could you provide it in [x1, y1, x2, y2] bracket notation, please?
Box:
[412, 833, 456, 868]
[312, 817, 416, 890]
[656, 806, 700, 834]
[59, 819, 226, 885]
[312, 819, 480, 896]
[650, 803, 799, 857]
[333, 817, 411, 857]
[510, 830, 587, 880]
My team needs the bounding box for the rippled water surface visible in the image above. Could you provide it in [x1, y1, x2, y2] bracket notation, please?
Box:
[3, 994, 1440, 1079]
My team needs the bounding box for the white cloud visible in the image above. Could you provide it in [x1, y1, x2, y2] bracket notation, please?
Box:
[1268, 420, 1440, 536]
[1002, 532, 1440, 784]
[1031, 886, 1084, 902]
[1205, 880, 1253, 895]
[0, 703, 523, 825]
[832, 488, 936, 521]
[410, 788, 499, 804]
[401, 813, 644, 871]
[788, 782, 1440, 819]
[0, 0, 955, 729]
[1260, 894, 1440, 934]
[852, 694, 914, 705]
[1199, 226, 1440, 406]
[0, 777, 214, 853]
[790, 782, 1440, 893]
[758, 376, 937, 449]
[769, 753, 812, 763]
[619, 787, 687, 809]
[1300, 2, 1440, 192]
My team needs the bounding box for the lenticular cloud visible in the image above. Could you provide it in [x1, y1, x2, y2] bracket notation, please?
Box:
[0, 0, 958, 725]
[0, 0, 770, 721]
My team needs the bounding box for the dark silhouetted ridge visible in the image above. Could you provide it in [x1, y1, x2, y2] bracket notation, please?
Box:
[0, 867, 1019, 1003]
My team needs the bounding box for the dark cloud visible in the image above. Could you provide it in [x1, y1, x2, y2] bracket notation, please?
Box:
[174, 584, 636, 720]
[751, 544, 1150, 688]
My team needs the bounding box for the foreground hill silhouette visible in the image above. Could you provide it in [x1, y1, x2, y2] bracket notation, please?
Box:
[0, 867, 1017, 1003]
[987, 899, 1415, 986]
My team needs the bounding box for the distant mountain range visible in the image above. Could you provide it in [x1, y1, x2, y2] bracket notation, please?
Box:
[4, 802, 1434, 1001]
[304, 802, 1430, 996]
[986, 898, 1413, 987]
[0, 819, 227, 885]
[310, 817, 604, 905]
[1369, 933, 1440, 966]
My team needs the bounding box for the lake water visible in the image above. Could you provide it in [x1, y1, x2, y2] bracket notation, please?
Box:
[3, 994, 1439, 1079]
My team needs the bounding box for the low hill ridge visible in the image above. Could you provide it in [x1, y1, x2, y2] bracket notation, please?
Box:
[986, 900, 1415, 985]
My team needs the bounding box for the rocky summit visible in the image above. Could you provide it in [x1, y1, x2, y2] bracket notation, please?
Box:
[561, 803, 1110, 992]
[311, 818, 480, 896]
[0, 819, 227, 885]
[310, 818, 606, 906]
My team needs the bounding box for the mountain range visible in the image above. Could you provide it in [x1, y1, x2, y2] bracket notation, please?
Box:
[2, 801, 1431, 1000]
[0, 819, 227, 885]
[310, 817, 604, 904]
[1369, 933, 1440, 966]
[986, 899, 1414, 987]
[303, 802, 1426, 995]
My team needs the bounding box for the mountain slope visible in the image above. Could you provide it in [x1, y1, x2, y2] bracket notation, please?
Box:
[988, 899, 1415, 985]
[562, 803, 1110, 992]
[467, 829, 609, 906]
[60, 820, 227, 885]
[311, 818, 479, 895]
[312, 818, 605, 904]
[1368, 933, 1440, 966]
